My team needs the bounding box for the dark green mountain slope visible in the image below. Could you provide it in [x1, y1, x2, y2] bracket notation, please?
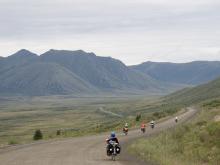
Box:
[131, 61, 220, 85]
[0, 62, 97, 95]
[165, 77, 220, 105]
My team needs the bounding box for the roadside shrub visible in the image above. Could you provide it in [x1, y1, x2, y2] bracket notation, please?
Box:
[153, 112, 165, 119]
[136, 113, 141, 121]
[207, 122, 220, 136]
[56, 130, 61, 136]
[196, 120, 207, 127]
[33, 129, 43, 140]
[171, 127, 185, 139]
[199, 130, 209, 143]
[203, 100, 220, 108]
[183, 124, 191, 132]
[8, 139, 18, 145]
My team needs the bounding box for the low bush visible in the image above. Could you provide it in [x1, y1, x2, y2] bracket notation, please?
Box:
[33, 129, 43, 140]
[8, 139, 18, 145]
[56, 130, 61, 136]
[136, 113, 141, 121]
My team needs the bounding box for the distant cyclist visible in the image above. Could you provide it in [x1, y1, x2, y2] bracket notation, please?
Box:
[150, 120, 155, 129]
[175, 116, 178, 123]
[123, 123, 129, 135]
[141, 123, 146, 133]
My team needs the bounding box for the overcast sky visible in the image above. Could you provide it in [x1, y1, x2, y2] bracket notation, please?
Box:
[0, 0, 220, 65]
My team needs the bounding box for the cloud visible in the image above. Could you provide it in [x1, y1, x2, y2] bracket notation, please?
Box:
[0, 0, 219, 64]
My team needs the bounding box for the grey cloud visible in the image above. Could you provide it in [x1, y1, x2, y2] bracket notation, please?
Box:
[0, 0, 220, 64]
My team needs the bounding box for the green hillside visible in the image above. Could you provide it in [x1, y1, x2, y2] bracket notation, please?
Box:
[164, 77, 220, 105]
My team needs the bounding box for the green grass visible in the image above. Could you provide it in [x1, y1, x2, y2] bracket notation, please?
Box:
[129, 100, 220, 165]
[8, 139, 18, 145]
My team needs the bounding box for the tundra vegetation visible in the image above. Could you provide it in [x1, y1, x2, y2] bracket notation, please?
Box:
[129, 99, 220, 165]
[0, 95, 182, 147]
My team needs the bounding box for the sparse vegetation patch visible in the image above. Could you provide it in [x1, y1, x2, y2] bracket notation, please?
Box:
[129, 100, 220, 165]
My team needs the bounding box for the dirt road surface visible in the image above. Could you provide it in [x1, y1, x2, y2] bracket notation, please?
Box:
[0, 107, 197, 165]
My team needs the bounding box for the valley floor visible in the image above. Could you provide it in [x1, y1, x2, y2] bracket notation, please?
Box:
[0, 95, 178, 147]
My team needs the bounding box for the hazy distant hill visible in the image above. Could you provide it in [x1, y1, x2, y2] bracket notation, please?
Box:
[0, 49, 172, 96]
[131, 61, 220, 85]
[165, 77, 220, 105]
[0, 57, 4, 65]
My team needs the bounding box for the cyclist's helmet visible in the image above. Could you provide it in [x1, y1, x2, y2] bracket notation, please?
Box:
[111, 132, 116, 138]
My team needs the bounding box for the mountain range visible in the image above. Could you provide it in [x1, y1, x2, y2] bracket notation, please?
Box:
[131, 61, 220, 85]
[0, 49, 220, 96]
